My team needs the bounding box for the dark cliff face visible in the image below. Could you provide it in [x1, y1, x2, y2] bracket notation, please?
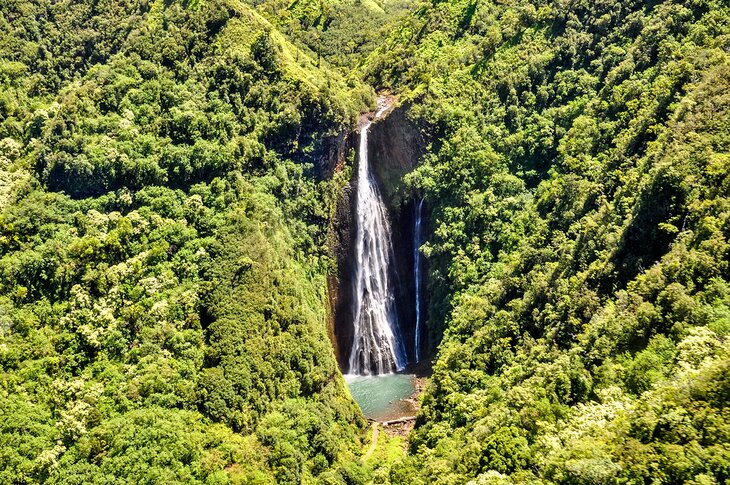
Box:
[328, 103, 427, 372]
[315, 129, 353, 180]
[368, 105, 424, 205]
[325, 131, 357, 367]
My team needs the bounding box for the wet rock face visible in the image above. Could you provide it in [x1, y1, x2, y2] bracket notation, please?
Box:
[329, 179, 357, 368]
[329, 104, 426, 372]
[315, 130, 353, 179]
[324, 130, 357, 367]
[367, 105, 425, 205]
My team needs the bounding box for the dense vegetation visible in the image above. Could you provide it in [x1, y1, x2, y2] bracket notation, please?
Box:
[251, 0, 415, 69]
[364, 0, 730, 482]
[2, 0, 730, 483]
[0, 0, 376, 482]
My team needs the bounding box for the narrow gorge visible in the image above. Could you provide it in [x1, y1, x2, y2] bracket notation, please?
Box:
[348, 101, 407, 376]
[328, 97, 429, 420]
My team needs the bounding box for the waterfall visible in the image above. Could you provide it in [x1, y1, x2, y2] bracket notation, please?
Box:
[348, 104, 407, 375]
[414, 198, 424, 363]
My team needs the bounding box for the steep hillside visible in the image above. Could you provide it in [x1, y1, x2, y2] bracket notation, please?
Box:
[251, 0, 416, 69]
[0, 0, 373, 482]
[2, 0, 730, 483]
[365, 0, 730, 482]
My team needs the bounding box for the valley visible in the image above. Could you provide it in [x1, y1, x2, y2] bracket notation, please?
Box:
[0, 0, 729, 483]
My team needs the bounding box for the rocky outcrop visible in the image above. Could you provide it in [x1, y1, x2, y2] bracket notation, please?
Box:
[328, 175, 357, 367]
[369, 103, 426, 365]
[367, 103, 425, 205]
[325, 130, 357, 366]
[315, 129, 354, 180]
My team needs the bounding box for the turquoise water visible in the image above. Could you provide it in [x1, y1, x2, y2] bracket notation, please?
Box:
[345, 374, 416, 421]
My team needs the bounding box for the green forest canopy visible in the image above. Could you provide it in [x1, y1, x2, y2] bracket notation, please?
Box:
[1, 0, 729, 483]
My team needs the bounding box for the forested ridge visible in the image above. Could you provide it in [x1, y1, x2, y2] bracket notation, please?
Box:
[365, 0, 730, 482]
[0, 0, 373, 482]
[1, 0, 729, 484]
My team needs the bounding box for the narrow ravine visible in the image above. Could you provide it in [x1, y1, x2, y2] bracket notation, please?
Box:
[344, 97, 429, 426]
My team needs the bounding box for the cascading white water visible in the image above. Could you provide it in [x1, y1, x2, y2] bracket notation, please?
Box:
[348, 104, 407, 375]
[414, 198, 424, 363]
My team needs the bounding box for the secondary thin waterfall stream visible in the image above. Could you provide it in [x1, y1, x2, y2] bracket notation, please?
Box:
[414, 198, 425, 363]
[348, 104, 407, 375]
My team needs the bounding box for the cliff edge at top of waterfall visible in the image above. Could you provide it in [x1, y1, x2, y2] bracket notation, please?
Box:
[358, 93, 398, 130]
